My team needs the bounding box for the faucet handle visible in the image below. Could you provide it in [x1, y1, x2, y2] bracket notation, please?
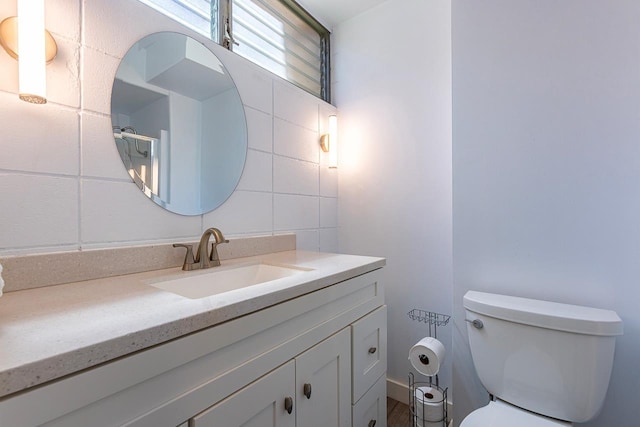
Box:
[173, 243, 196, 271]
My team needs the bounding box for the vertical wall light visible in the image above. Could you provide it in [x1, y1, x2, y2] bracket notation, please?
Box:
[0, 0, 57, 104]
[18, 0, 46, 103]
[320, 115, 338, 168]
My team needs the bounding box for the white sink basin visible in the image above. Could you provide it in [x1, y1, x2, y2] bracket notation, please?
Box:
[148, 263, 312, 299]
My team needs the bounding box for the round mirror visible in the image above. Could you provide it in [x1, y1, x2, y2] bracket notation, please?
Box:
[110, 32, 247, 215]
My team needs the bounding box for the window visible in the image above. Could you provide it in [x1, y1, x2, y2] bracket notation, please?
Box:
[139, 0, 331, 102]
[138, 0, 216, 38]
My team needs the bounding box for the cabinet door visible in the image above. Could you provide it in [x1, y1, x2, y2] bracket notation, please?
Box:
[191, 360, 295, 427]
[352, 306, 387, 403]
[296, 327, 352, 427]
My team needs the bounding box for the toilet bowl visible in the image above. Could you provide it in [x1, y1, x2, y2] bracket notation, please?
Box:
[460, 400, 570, 427]
[461, 291, 622, 426]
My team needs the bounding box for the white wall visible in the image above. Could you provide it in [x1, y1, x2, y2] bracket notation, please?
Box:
[452, 0, 640, 425]
[0, 0, 338, 256]
[334, 0, 453, 391]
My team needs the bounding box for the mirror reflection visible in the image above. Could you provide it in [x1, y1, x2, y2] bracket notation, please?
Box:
[111, 32, 247, 216]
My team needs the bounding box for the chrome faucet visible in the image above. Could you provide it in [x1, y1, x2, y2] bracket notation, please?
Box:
[173, 228, 229, 271]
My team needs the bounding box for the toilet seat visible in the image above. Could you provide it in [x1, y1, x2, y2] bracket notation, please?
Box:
[460, 400, 572, 427]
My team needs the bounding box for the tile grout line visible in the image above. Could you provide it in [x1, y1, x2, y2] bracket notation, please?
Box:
[77, 0, 85, 251]
[317, 103, 321, 251]
[271, 79, 276, 239]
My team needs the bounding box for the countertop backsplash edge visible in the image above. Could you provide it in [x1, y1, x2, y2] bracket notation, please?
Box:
[0, 234, 296, 293]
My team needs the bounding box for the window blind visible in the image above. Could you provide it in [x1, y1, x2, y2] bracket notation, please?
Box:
[140, 0, 215, 38]
[138, 0, 330, 101]
[231, 0, 325, 98]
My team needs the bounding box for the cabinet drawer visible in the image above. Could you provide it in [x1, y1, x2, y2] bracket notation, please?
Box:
[351, 305, 387, 403]
[352, 374, 387, 427]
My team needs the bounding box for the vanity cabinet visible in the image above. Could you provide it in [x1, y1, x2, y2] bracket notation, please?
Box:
[1, 269, 385, 427]
[192, 328, 351, 427]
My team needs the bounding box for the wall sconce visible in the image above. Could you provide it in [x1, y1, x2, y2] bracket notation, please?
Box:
[0, 0, 57, 104]
[320, 115, 338, 168]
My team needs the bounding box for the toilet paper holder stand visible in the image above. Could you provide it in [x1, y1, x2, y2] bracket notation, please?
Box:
[407, 309, 450, 340]
[407, 309, 450, 427]
[409, 372, 448, 427]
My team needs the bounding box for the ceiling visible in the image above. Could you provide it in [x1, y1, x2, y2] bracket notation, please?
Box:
[296, 0, 389, 29]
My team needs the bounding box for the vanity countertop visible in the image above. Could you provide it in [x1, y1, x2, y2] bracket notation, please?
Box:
[0, 250, 385, 399]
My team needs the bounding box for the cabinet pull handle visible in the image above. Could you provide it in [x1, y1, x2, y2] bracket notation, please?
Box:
[368, 347, 377, 354]
[368, 420, 377, 427]
[303, 383, 312, 399]
[284, 396, 293, 414]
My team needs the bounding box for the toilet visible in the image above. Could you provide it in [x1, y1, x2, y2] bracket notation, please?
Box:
[461, 291, 623, 426]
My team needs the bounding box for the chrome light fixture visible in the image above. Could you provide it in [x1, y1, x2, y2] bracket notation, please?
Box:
[0, 0, 57, 104]
[320, 114, 338, 168]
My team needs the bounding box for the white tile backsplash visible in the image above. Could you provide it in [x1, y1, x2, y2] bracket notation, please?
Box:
[274, 194, 320, 231]
[294, 229, 320, 251]
[0, 46, 17, 96]
[0, 93, 79, 176]
[273, 156, 319, 196]
[0, 0, 338, 255]
[274, 119, 320, 163]
[47, 38, 81, 108]
[82, 0, 187, 56]
[236, 150, 273, 192]
[0, 174, 79, 251]
[319, 228, 338, 253]
[320, 197, 338, 228]
[203, 191, 273, 235]
[0, 2, 15, 18]
[245, 107, 273, 152]
[47, 0, 81, 42]
[273, 80, 320, 131]
[81, 179, 201, 243]
[81, 46, 120, 114]
[320, 166, 338, 197]
[223, 54, 274, 115]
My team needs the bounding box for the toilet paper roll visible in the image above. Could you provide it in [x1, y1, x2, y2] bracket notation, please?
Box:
[413, 418, 443, 427]
[414, 386, 445, 423]
[413, 419, 443, 427]
[408, 337, 446, 376]
[0, 263, 4, 298]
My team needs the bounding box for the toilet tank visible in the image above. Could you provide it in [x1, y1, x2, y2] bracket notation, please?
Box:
[463, 291, 623, 423]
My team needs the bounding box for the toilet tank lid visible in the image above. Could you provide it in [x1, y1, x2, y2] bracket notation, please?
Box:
[463, 291, 623, 336]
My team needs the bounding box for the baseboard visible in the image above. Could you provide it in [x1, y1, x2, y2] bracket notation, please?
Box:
[387, 377, 454, 425]
[387, 377, 411, 405]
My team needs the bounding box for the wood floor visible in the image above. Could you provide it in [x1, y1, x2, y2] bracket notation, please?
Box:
[387, 397, 412, 427]
[387, 398, 451, 427]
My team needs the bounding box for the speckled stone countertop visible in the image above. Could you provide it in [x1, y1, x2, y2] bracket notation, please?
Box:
[0, 250, 385, 399]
